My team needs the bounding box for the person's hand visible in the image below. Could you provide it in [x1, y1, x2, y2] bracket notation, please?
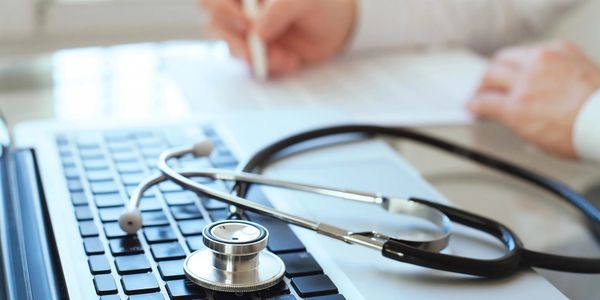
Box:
[198, 0, 357, 77]
[468, 41, 600, 158]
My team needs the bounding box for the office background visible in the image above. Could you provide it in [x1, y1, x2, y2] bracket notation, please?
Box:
[0, 0, 598, 59]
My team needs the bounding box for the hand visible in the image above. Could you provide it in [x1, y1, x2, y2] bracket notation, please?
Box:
[468, 41, 600, 158]
[198, 0, 357, 77]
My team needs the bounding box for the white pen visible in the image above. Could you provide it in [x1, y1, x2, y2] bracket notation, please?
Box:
[242, 0, 268, 80]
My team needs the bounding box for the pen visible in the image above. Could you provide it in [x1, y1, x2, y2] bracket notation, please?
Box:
[242, 0, 268, 80]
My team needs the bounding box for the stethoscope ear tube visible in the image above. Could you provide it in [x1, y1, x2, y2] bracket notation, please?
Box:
[381, 198, 522, 278]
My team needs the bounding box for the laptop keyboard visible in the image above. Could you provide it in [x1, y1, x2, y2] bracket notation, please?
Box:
[55, 126, 346, 300]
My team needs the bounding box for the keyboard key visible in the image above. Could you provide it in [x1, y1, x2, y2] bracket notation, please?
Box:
[121, 273, 160, 295]
[115, 254, 151, 274]
[83, 237, 104, 255]
[116, 162, 143, 174]
[94, 274, 118, 295]
[159, 181, 184, 193]
[83, 159, 109, 171]
[279, 252, 323, 277]
[210, 154, 238, 168]
[71, 192, 88, 206]
[86, 170, 113, 182]
[128, 292, 164, 300]
[99, 207, 125, 222]
[108, 141, 133, 153]
[255, 281, 290, 298]
[142, 211, 170, 227]
[201, 198, 228, 211]
[80, 148, 105, 160]
[306, 295, 346, 300]
[68, 179, 83, 192]
[63, 167, 80, 179]
[150, 242, 186, 261]
[95, 193, 125, 208]
[170, 204, 202, 220]
[290, 275, 338, 298]
[208, 209, 229, 221]
[246, 212, 305, 254]
[163, 192, 195, 206]
[104, 222, 130, 239]
[178, 219, 208, 236]
[157, 259, 185, 280]
[165, 279, 206, 299]
[122, 173, 146, 185]
[88, 255, 111, 274]
[62, 156, 76, 168]
[74, 206, 93, 221]
[112, 151, 138, 163]
[79, 220, 99, 237]
[110, 237, 144, 256]
[144, 226, 178, 243]
[90, 181, 120, 194]
[140, 196, 162, 211]
[77, 135, 102, 149]
[141, 147, 165, 158]
[186, 236, 204, 252]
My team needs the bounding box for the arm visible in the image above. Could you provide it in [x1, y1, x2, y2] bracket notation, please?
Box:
[350, 0, 585, 54]
[468, 41, 600, 163]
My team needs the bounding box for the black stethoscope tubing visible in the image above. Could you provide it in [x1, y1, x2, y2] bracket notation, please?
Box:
[231, 124, 600, 277]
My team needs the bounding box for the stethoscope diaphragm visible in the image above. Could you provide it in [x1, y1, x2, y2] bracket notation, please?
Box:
[183, 220, 285, 293]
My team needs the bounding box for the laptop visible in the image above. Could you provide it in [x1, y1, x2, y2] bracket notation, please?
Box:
[0, 107, 567, 299]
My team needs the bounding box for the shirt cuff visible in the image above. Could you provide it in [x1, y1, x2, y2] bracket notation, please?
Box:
[573, 89, 600, 163]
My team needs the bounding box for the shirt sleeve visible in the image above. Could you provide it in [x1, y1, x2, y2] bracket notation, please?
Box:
[573, 89, 600, 163]
[348, 0, 584, 55]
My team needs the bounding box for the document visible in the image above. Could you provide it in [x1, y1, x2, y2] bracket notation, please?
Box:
[164, 42, 486, 125]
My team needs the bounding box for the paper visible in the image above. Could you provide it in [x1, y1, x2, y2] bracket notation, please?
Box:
[163, 42, 487, 125]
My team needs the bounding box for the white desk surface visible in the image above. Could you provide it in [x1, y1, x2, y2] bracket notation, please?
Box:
[1, 41, 599, 299]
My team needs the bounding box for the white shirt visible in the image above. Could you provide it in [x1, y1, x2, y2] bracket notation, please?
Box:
[350, 0, 599, 162]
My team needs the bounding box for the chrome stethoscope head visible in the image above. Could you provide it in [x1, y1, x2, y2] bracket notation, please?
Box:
[184, 220, 285, 292]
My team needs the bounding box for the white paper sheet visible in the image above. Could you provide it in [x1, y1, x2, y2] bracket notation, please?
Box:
[163, 42, 486, 125]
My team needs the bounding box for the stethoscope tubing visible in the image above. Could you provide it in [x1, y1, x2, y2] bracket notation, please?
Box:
[231, 124, 600, 276]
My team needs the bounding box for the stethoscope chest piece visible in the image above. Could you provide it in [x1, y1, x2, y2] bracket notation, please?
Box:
[184, 220, 285, 292]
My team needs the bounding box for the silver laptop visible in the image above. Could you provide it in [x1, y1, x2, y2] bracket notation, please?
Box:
[1, 109, 565, 299]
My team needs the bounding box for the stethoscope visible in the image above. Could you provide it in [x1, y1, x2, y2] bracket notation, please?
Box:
[118, 124, 600, 293]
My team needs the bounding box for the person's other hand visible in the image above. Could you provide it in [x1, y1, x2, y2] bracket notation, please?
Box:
[198, 0, 357, 77]
[468, 41, 600, 158]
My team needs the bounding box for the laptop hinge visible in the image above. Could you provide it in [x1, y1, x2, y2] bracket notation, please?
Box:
[0, 149, 64, 300]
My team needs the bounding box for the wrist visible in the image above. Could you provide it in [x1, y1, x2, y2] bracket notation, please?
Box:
[334, 0, 358, 54]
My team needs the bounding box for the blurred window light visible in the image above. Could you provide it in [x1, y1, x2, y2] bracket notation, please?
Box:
[52, 43, 190, 122]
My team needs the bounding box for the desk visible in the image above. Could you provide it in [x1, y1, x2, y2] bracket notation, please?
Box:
[1, 41, 599, 298]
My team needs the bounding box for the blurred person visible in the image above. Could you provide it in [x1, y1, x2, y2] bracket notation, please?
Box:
[469, 41, 600, 163]
[199, 0, 599, 162]
[198, 0, 585, 75]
